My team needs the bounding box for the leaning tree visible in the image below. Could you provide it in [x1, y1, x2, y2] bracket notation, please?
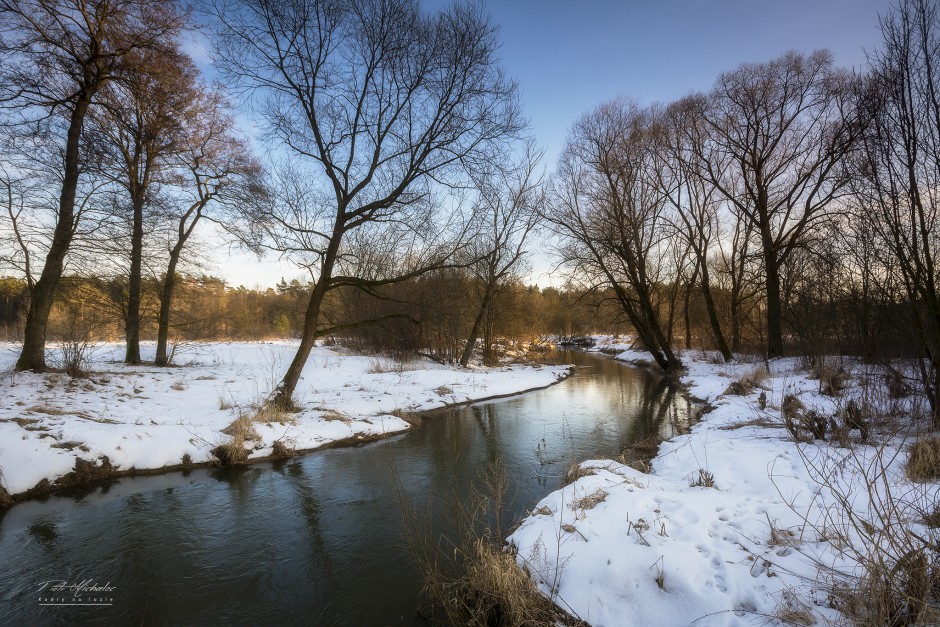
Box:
[208, 0, 522, 408]
[547, 99, 682, 372]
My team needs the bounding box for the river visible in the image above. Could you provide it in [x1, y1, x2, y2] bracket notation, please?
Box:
[0, 351, 689, 626]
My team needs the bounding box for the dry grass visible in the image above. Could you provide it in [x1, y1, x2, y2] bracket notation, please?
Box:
[689, 468, 716, 488]
[774, 589, 816, 626]
[450, 537, 565, 626]
[317, 407, 351, 423]
[26, 405, 71, 416]
[390, 408, 421, 427]
[253, 402, 292, 424]
[404, 459, 586, 626]
[170, 381, 186, 391]
[213, 415, 261, 465]
[724, 365, 769, 396]
[779, 425, 940, 627]
[50, 441, 88, 452]
[906, 436, 940, 482]
[573, 488, 607, 511]
[272, 439, 294, 458]
[803, 355, 850, 397]
[562, 463, 596, 487]
[718, 417, 780, 431]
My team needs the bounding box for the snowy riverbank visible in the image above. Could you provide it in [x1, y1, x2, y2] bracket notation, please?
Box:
[509, 342, 940, 625]
[0, 341, 570, 500]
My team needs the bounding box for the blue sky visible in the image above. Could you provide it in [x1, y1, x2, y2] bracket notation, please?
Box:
[215, 0, 895, 288]
[432, 0, 893, 165]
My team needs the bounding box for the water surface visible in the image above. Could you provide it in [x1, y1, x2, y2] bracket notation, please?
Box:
[0, 351, 688, 626]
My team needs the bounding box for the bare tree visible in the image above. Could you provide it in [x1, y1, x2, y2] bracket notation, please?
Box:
[90, 46, 195, 364]
[154, 87, 263, 366]
[858, 0, 940, 421]
[659, 96, 733, 361]
[459, 144, 541, 367]
[547, 99, 681, 372]
[703, 50, 860, 358]
[208, 0, 522, 407]
[0, 0, 185, 371]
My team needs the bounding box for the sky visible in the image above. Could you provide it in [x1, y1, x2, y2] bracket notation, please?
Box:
[212, 0, 895, 290]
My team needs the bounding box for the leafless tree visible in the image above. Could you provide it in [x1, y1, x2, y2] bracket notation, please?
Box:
[154, 87, 263, 366]
[207, 0, 522, 407]
[547, 99, 681, 372]
[857, 0, 940, 421]
[0, 0, 185, 371]
[89, 46, 195, 364]
[458, 143, 541, 367]
[703, 50, 860, 358]
[659, 96, 733, 361]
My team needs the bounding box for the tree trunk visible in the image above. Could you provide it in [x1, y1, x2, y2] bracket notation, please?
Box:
[125, 193, 145, 364]
[16, 95, 93, 371]
[700, 262, 733, 362]
[764, 250, 784, 359]
[683, 264, 699, 351]
[274, 229, 343, 409]
[154, 251, 181, 366]
[459, 281, 494, 367]
[637, 283, 682, 371]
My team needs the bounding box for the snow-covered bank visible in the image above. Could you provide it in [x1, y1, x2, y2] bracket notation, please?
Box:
[509, 345, 940, 626]
[0, 341, 570, 499]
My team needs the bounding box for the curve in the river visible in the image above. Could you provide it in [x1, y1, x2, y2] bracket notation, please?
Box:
[0, 351, 689, 626]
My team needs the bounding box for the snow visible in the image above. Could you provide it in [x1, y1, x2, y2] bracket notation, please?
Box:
[0, 341, 570, 495]
[509, 344, 939, 625]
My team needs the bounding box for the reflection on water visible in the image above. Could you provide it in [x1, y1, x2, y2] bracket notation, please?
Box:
[0, 352, 688, 626]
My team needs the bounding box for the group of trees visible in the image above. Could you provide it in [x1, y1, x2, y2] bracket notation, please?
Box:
[0, 272, 609, 359]
[0, 0, 538, 410]
[545, 0, 940, 420]
[1, 0, 939, 419]
[0, 0, 260, 373]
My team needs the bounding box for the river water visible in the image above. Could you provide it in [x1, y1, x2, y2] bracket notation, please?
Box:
[0, 351, 689, 626]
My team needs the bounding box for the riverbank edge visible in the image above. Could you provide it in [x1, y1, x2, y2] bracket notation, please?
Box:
[604, 350, 713, 471]
[0, 364, 576, 510]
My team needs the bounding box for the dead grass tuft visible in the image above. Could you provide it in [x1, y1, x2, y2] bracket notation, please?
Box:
[272, 439, 295, 458]
[689, 468, 716, 488]
[724, 365, 769, 396]
[27, 405, 71, 416]
[573, 488, 608, 510]
[253, 403, 292, 424]
[214, 415, 261, 465]
[453, 537, 566, 626]
[317, 407, 351, 423]
[562, 463, 596, 486]
[906, 436, 940, 482]
[775, 589, 816, 625]
[406, 459, 586, 626]
[719, 417, 780, 431]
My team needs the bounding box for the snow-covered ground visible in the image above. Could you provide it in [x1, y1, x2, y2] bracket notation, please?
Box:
[509, 341, 939, 626]
[0, 341, 569, 497]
